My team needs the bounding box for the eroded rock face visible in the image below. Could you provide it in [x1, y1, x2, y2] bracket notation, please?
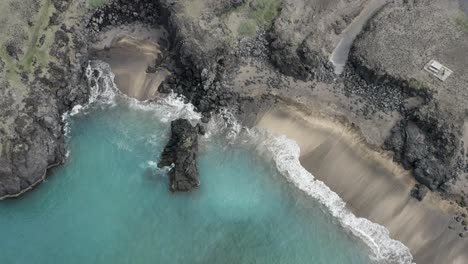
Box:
[158, 119, 200, 192]
[385, 103, 463, 191]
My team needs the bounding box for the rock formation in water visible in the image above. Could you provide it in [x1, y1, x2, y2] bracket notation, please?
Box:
[158, 119, 200, 192]
[1, 0, 467, 212]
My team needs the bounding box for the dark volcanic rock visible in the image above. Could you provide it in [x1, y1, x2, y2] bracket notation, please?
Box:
[87, 0, 161, 32]
[158, 119, 200, 192]
[385, 103, 463, 191]
[410, 184, 429, 201]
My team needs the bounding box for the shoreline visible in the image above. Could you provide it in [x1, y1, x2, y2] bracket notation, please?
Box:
[0, 161, 62, 200]
[255, 100, 468, 264]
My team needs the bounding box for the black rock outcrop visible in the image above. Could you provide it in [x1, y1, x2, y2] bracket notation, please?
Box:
[384, 103, 463, 191]
[158, 119, 200, 192]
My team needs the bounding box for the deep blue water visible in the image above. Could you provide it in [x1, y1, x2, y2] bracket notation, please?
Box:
[0, 99, 375, 264]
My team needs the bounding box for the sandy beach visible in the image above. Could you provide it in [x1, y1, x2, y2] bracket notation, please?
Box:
[256, 101, 468, 264]
[90, 24, 170, 100]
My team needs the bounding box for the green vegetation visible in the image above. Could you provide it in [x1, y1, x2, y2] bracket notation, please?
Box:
[238, 21, 257, 37]
[249, 0, 280, 29]
[235, 0, 280, 37]
[88, 0, 108, 9]
[454, 13, 468, 31]
[21, 0, 52, 71]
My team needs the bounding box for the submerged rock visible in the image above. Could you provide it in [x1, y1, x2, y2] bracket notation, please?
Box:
[158, 119, 200, 192]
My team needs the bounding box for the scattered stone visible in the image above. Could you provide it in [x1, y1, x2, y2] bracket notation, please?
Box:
[87, 0, 160, 32]
[410, 184, 428, 201]
[196, 123, 206, 135]
[146, 65, 157, 73]
[5, 44, 19, 59]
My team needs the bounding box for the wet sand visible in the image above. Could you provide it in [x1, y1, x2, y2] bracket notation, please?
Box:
[256, 102, 468, 264]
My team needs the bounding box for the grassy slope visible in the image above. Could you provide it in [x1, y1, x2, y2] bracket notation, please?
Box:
[235, 0, 280, 37]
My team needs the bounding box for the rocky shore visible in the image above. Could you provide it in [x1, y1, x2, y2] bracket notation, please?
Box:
[1, 0, 467, 243]
[0, 0, 91, 198]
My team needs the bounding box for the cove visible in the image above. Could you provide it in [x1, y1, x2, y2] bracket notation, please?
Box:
[0, 98, 374, 264]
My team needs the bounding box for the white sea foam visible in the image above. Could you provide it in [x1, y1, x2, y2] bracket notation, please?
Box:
[62, 59, 200, 144]
[145, 160, 159, 169]
[64, 60, 414, 263]
[127, 93, 201, 123]
[205, 109, 243, 141]
[61, 61, 119, 152]
[87, 60, 201, 122]
[255, 131, 413, 264]
[204, 110, 414, 264]
[144, 160, 173, 178]
[85, 61, 120, 106]
[61, 60, 120, 130]
[217, 129, 412, 263]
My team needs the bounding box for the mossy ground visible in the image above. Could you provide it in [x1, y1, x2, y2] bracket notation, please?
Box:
[88, 0, 108, 9]
[0, 0, 87, 96]
[238, 20, 257, 37]
[21, 0, 53, 72]
[454, 13, 468, 31]
[0, 0, 54, 78]
[230, 0, 281, 37]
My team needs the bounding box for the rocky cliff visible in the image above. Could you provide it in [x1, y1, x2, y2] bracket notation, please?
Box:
[0, 0, 90, 198]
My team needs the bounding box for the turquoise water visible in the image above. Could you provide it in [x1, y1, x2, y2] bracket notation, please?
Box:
[0, 99, 375, 264]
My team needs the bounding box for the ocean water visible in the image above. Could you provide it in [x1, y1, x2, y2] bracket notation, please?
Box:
[0, 61, 411, 264]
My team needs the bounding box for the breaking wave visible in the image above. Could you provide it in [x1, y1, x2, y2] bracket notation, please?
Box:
[68, 60, 413, 264]
[205, 112, 414, 264]
[248, 130, 413, 264]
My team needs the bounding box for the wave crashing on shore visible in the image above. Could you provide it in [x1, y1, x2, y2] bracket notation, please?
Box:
[78, 60, 413, 264]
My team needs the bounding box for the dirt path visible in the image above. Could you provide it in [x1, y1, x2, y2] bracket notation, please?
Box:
[330, 0, 389, 74]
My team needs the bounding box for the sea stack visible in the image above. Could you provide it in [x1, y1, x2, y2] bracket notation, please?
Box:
[158, 119, 200, 192]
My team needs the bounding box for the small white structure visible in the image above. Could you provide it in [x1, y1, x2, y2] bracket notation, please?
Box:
[423, 59, 453, 81]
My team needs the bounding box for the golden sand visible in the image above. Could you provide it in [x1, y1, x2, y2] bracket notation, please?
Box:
[256, 102, 468, 264]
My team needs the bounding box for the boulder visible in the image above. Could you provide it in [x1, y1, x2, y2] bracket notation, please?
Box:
[410, 184, 428, 201]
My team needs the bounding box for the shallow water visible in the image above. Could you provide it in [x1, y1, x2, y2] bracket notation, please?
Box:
[0, 98, 375, 264]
